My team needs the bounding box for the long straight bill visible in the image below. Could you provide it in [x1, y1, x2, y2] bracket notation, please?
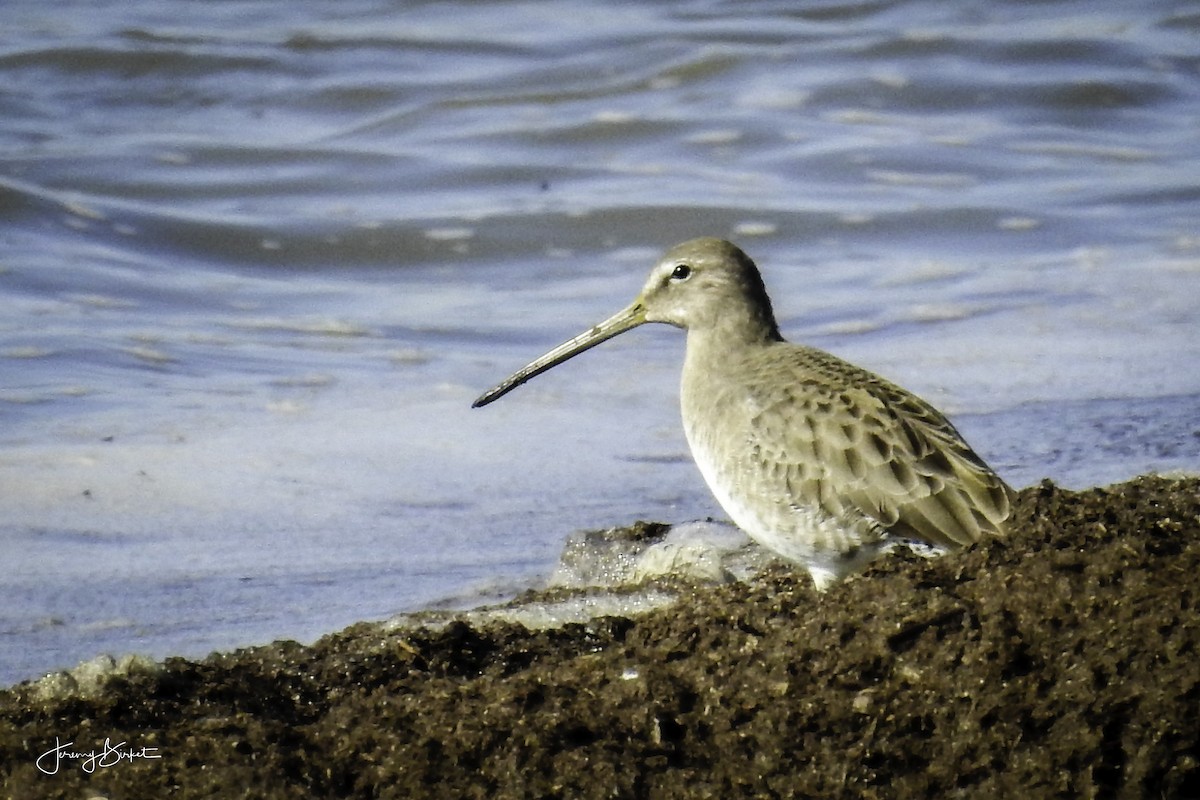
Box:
[472, 301, 646, 408]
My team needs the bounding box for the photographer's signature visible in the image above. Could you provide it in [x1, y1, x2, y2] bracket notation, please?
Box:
[37, 736, 161, 775]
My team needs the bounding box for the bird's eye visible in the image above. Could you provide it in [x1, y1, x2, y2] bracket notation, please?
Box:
[670, 264, 692, 281]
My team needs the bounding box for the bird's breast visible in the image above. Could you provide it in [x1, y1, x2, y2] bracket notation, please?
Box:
[679, 346, 884, 569]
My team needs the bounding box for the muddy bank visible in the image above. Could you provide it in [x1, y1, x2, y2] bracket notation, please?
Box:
[3, 476, 1199, 799]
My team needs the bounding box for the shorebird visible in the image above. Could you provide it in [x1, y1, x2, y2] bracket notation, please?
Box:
[473, 238, 1014, 588]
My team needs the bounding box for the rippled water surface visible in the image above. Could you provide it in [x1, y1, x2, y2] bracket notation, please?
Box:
[2, 0, 1199, 684]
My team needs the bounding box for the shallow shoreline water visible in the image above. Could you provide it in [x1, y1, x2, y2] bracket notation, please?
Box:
[3, 474, 1198, 798]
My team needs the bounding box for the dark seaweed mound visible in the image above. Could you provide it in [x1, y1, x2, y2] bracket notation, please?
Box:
[3, 476, 1198, 799]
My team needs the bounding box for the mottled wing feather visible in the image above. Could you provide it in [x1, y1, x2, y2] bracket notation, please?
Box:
[743, 348, 1014, 551]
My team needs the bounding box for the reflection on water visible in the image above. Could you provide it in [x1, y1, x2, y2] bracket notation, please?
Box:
[1, 0, 1199, 685]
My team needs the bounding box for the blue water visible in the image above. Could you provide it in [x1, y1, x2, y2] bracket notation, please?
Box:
[2, 0, 1199, 686]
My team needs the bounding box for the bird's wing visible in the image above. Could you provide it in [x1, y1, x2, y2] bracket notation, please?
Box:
[744, 354, 1014, 551]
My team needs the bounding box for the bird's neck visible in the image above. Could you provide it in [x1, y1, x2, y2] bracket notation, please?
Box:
[684, 312, 783, 376]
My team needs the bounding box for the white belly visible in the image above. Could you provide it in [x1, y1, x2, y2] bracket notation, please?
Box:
[682, 405, 884, 590]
